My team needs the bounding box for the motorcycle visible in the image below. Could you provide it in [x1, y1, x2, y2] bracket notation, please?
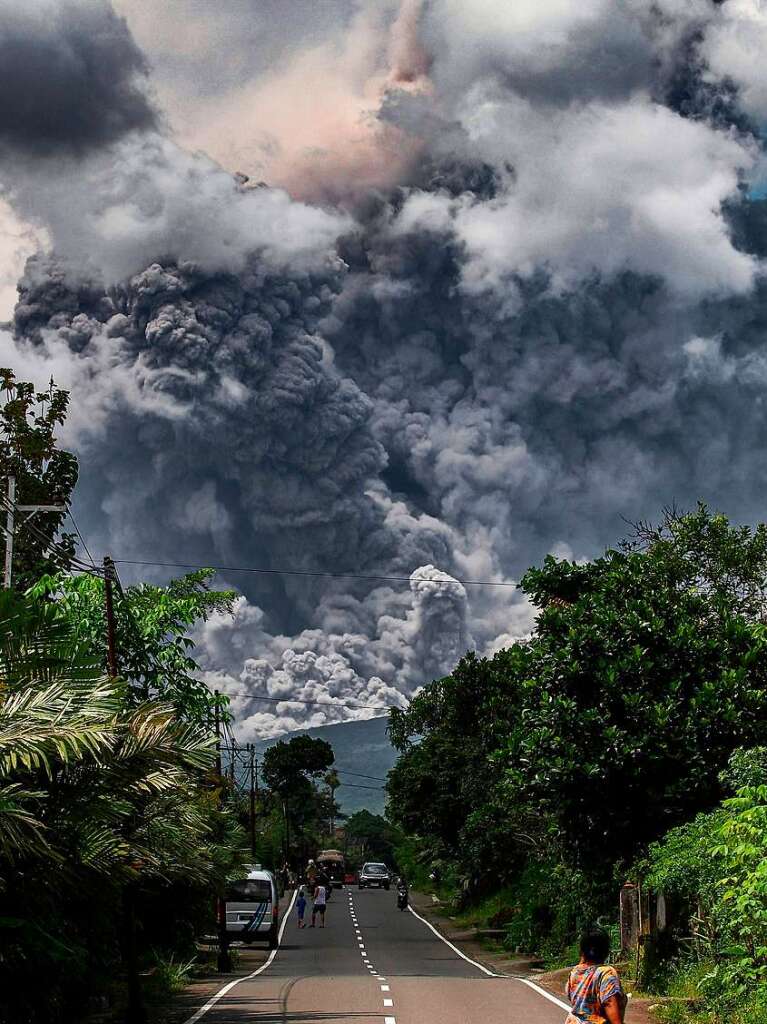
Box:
[396, 885, 409, 911]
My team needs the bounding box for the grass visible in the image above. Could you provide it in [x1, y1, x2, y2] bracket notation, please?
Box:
[650, 971, 767, 1024]
[155, 953, 198, 993]
[449, 886, 520, 930]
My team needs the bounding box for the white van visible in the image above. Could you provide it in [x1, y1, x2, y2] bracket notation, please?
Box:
[225, 866, 280, 948]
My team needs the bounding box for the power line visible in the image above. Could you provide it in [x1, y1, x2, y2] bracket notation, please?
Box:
[112, 557, 519, 589]
[0, 491, 105, 579]
[66, 504, 97, 568]
[335, 781, 385, 790]
[335, 768, 388, 782]
[216, 748, 388, 783]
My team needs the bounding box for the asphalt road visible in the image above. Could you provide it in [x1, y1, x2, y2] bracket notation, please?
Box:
[188, 887, 569, 1023]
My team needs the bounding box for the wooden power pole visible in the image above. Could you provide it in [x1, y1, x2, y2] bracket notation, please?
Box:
[103, 556, 118, 678]
[213, 690, 231, 972]
[249, 743, 257, 859]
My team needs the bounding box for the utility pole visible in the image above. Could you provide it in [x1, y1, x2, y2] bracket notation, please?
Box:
[249, 743, 257, 859]
[103, 556, 118, 678]
[2, 474, 66, 589]
[101, 557, 144, 1024]
[214, 692, 222, 779]
[213, 690, 231, 972]
[3, 475, 14, 589]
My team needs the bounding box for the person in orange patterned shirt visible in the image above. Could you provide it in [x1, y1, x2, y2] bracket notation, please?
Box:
[566, 928, 627, 1024]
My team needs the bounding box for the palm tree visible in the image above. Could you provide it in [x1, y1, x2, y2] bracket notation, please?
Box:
[0, 590, 118, 868]
[0, 588, 245, 1023]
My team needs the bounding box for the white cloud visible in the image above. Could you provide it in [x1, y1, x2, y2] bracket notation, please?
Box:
[194, 563, 481, 740]
[3, 134, 350, 286]
[700, 0, 767, 123]
[394, 96, 758, 298]
[0, 200, 45, 320]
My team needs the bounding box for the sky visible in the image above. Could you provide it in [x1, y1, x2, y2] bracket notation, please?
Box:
[2, 0, 767, 739]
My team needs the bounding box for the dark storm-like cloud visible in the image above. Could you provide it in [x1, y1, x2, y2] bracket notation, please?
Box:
[5, 246, 482, 736]
[7, 247, 466, 638]
[5, 0, 767, 739]
[0, 0, 157, 155]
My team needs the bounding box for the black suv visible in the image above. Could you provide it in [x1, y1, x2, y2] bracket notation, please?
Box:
[358, 862, 391, 889]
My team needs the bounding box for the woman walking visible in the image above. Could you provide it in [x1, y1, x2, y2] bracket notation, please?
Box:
[309, 881, 327, 928]
[566, 928, 627, 1024]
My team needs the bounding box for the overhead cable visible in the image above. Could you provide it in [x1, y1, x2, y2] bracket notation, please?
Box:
[112, 557, 519, 589]
[65, 504, 97, 568]
[0, 492, 105, 579]
[216, 748, 388, 782]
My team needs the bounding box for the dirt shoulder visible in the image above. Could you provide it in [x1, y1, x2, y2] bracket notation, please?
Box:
[151, 890, 297, 1024]
[162, 942, 279, 1024]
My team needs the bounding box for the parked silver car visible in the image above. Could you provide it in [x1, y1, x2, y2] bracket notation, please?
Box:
[358, 862, 391, 889]
[225, 866, 280, 948]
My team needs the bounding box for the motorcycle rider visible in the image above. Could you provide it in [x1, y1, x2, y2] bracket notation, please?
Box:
[396, 874, 409, 911]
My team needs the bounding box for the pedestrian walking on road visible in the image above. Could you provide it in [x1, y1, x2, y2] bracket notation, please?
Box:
[296, 886, 307, 929]
[318, 869, 332, 901]
[566, 928, 627, 1024]
[309, 882, 327, 928]
[306, 859, 318, 888]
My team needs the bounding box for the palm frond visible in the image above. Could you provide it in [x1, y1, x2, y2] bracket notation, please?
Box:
[0, 782, 52, 861]
[0, 678, 119, 777]
[0, 590, 102, 690]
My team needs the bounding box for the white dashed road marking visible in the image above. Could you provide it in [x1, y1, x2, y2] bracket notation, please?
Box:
[349, 891, 398, 1022]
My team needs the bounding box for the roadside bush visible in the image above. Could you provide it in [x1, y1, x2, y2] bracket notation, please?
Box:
[642, 753, 767, 1018]
[500, 860, 592, 958]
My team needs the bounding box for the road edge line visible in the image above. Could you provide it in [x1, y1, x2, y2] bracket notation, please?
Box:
[406, 904, 497, 977]
[407, 904, 572, 1013]
[183, 887, 298, 1024]
[515, 977, 571, 1012]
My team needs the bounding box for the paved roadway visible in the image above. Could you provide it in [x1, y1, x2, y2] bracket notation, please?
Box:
[189, 887, 569, 1023]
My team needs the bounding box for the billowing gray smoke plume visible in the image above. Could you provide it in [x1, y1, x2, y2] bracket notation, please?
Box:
[0, 0, 156, 155]
[4, 0, 767, 737]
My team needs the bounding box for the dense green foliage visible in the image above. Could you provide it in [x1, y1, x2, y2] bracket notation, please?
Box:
[642, 749, 767, 1021]
[0, 371, 250, 1022]
[261, 735, 336, 867]
[344, 810, 402, 869]
[0, 589, 246, 1024]
[387, 507, 767, 1001]
[33, 570, 235, 725]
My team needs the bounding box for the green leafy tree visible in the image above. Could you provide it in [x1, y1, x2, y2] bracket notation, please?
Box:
[387, 643, 547, 885]
[261, 736, 335, 794]
[262, 736, 334, 865]
[510, 506, 767, 875]
[388, 506, 767, 918]
[32, 570, 235, 727]
[643, 750, 767, 1014]
[709, 785, 767, 1000]
[344, 810, 402, 866]
[0, 370, 78, 589]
